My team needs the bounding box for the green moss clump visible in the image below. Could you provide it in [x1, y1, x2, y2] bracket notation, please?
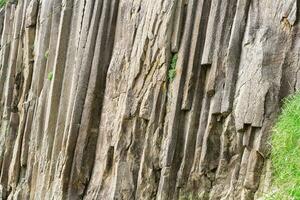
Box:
[270, 92, 300, 199]
[168, 53, 178, 82]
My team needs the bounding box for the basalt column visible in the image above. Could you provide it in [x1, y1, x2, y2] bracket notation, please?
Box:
[0, 0, 299, 200]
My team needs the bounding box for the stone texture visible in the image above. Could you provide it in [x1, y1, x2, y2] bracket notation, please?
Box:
[0, 0, 299, 199]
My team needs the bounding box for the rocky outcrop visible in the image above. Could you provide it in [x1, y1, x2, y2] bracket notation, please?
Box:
[0, 0, 298, 199]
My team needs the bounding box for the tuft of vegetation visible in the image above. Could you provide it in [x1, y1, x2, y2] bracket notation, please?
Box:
[0, 0, 6, 8]
[44, 50, 49, 59]
[269, 92, 300, 199]
[47, 71, 53, 81]
[168, 53, 178, 82]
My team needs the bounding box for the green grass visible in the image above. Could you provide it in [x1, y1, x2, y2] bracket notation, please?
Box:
[0, 0, 6, 8]
[269, 92, 300, 199]
[168, 53, 178, 82]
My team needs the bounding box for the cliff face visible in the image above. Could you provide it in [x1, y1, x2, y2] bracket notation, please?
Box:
[0, 0, 298, 199]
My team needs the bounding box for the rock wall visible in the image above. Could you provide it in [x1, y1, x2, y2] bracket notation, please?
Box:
[0, 0, 299, 199]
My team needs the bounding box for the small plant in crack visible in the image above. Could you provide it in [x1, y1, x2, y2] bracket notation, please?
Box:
[168, 53, 178, 82]
[44, 50, 49, 59]
[47, 71, 53, 81]
[0, 0, 6, 8]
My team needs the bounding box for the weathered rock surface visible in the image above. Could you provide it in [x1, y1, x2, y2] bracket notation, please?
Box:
[0, 0, 298, 199]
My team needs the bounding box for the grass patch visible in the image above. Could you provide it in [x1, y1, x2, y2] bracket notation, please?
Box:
[0, 0, 6, 8]
[168, 53, 178, 82]
[269, 92, 300, 199]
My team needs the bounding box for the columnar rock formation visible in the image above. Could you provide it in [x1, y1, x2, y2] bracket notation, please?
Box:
[0, 0, 298, 199]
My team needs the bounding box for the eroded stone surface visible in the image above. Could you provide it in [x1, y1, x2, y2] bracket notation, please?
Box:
[0, 0, 299, 199]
